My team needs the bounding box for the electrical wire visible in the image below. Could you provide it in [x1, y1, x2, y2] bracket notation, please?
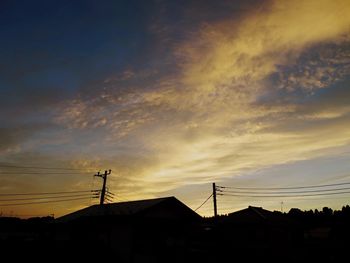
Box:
[114, 196, 128, 202]
[216, 181, 350, 190]
[0, 190, 98, 196]
[106, 191, 115, 196]
[0, 197, 92, 206]
[194, 193, 213, 212]
[218, 191, 350, 198]
[218, 186, 350, 194]
[0, 172, 93, 175]
[0, 164, 94, 171]
[89, 172, 97, 206]
[0, 193, 96, 202]
[219, 195, 350, 202]
[1, 214, 53, 217]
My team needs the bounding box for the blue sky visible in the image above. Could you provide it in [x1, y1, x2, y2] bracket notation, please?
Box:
[1, 0, 350, 217]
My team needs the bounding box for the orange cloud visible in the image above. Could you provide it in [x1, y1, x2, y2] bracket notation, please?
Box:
[51, 0, 350, 215]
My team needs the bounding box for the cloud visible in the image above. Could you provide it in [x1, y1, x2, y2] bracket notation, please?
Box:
[145, 0, 350, 107]
[35, 0, 350, 207]
[269, 39, 350, 93]
[1, 1, 350, 217]
[0, 123, 52, 154]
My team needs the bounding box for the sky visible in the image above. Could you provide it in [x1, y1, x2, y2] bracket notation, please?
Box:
[1, 0, 350, 217]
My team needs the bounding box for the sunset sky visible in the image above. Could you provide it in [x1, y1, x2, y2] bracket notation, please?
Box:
[1, 0, 350, 217]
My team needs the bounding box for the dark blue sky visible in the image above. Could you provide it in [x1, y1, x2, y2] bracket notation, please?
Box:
[0, 0, 153, 97]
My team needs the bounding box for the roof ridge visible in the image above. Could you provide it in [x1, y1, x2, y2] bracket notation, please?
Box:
[249, 206, 267, 219]
[110, 196, 174, 204]
[56, 196, 177, 221]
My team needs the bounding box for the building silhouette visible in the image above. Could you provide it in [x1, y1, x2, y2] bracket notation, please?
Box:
[55, 197, 201, 262]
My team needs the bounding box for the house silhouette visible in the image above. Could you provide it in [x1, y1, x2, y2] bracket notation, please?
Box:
[225, 205, 289, 224]
[205, 206, 301, 262]
[57, 196, 200, 222]
[55, 196, 201, 262]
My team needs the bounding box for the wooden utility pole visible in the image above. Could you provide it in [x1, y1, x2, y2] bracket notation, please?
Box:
[94, 169, 112, 205]
[213, 182, 217, 217]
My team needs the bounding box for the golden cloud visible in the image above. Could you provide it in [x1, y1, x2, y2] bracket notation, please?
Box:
[53, 0, 350, 212]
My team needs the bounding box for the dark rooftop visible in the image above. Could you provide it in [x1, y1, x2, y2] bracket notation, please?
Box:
[56, 196, 200, 222]
[224, 206, 289, 225]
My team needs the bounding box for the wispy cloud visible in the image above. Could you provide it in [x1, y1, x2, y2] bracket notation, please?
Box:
[51, 0, 350, 203]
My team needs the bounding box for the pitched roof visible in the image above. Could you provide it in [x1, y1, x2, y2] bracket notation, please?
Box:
[224, 206, 287, 225]
[56, 196, 200, 222]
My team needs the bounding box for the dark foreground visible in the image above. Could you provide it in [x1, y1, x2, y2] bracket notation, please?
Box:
[1, 205, 350, 262]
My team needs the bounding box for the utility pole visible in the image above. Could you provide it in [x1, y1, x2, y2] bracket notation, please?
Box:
[213, 183, 217, 217]
[94, 170, 112, 205]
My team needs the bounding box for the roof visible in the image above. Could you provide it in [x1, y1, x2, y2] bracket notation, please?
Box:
[224, 206, 288, 225]
[56, 196, 200, 222]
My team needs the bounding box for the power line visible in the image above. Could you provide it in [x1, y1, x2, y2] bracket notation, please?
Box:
[219, 186, 350, 194]
[0, 190, 97, 196]
[89, 171, 97, 206]
[106, 191, 115, 196]
[218, 195, 350, 201]
[0, 172, 93, 175]
[0, 164, 94, 171]
[216, 181, 350, 190]
[0, 197, 92, 206]
[218, 191, 350, 198]
[114, 196, 128, 202]
[0, 193, 95, 202]
[0, 214, 53, 217]
[195, 193, 213, 212]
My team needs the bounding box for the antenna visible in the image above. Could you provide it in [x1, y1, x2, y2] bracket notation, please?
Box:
[280, 201, 284, 213]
